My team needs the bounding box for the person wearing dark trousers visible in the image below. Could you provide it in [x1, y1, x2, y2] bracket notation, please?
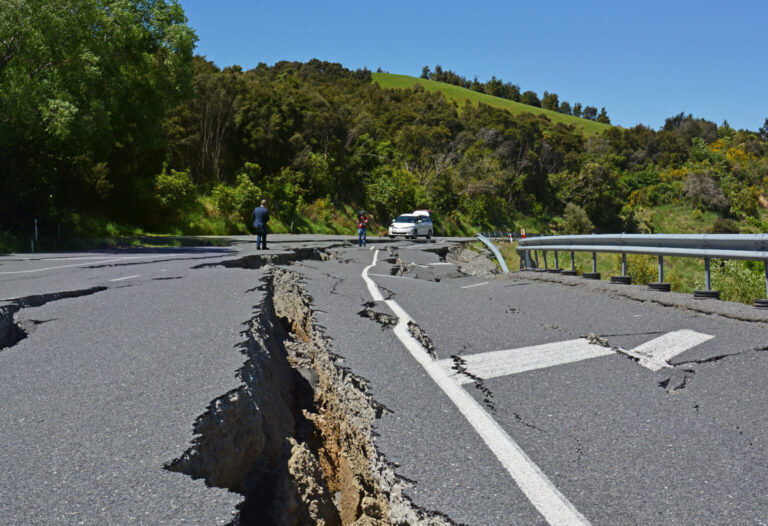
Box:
[252, 199, 269, 249]
[357, 210, 370, 247]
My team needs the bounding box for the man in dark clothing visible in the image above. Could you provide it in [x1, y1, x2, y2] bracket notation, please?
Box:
[252, 199, 269, 249]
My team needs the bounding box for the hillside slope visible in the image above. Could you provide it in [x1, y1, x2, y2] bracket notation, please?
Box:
[372, 72, 610, 136]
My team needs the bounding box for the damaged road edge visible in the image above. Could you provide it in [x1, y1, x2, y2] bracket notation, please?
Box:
[166, 266, 456, 525]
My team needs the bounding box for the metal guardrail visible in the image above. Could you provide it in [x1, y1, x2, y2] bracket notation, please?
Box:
[476, 234, 509, 273]
[478, 231, 540, 240]
[517, 234, 768, 306]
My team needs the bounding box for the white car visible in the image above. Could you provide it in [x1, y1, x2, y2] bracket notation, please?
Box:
[388, 212, 433, 239]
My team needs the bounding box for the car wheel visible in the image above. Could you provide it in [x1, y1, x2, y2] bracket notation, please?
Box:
[426, 230, 432, 239]
[389, 235, 395, 239]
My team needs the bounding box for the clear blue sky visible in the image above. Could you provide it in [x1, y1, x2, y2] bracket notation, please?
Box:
[178, 0, 767, 131]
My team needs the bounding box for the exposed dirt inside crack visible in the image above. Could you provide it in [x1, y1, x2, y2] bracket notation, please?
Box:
[167, 266, 456, 525]
[358, 302, 398, 328]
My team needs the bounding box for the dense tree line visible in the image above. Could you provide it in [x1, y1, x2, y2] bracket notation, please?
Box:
[0, 0, 196, 233]
[3, 1, 768, 245]
[420, 65, 610, 124]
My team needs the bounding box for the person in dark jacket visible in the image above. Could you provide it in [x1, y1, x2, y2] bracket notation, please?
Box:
[252, 199, 269, 249]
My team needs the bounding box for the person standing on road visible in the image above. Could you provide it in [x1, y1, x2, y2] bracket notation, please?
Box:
[252, 199, 270, 250]
[357, 210, 370, 247]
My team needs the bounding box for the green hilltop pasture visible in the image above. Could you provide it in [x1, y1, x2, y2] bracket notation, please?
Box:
[372, 72, 611, 136]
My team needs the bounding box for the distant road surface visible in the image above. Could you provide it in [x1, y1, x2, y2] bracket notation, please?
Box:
[1, 234, 766, 525]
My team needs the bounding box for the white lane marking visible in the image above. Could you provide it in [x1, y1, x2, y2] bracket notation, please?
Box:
[430, 262, 455, 266]
[38, 256, 115, 261]
[439, 339, 615, 384]
[461, 281, 489, 289]
[368, 273, 412, 279]
[621, 330, 714, 371]
[109, 275, 140, 282]
[362, 250, 384, 302]
[0, 254, 181, 275]
[364, 251, 590, 526]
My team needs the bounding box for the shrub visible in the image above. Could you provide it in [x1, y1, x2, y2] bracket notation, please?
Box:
[683, 172, 728, 211]
[562, 203, 594, 234]
[710, 218, 741, 233]
[729, 186, 760, 218]
[710, 260, 765, 304]
[154, 167, 195, 220]
[613, 253, 657, 284]
[212, 184, 238, 220]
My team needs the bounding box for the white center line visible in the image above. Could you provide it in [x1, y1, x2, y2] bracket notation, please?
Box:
[109, 275, 139, 282]
[364, 250, 590, 526]
[461, 281, 489, 289]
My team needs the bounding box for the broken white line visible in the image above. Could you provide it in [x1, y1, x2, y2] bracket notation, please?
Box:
[109, 275, 139, 282]
[461, 281, 488, 289]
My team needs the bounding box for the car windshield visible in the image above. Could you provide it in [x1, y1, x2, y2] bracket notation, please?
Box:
[394, 215, 418, 223]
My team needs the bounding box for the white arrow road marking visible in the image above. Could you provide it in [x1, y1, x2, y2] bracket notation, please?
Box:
[620, 329, 714, 371]
[438, 330, 715, 382]
[364, 250, 591, 526]
[439, 339, 615, 384]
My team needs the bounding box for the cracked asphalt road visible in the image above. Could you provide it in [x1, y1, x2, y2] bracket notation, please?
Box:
[1, 234, 767, 525]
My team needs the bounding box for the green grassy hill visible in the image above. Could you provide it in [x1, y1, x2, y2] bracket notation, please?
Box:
[372, 72, 611, 136]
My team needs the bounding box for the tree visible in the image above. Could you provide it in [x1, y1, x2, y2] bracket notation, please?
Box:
[420, 65, 431, 79]
[541, 91, 559, 111]
[759, 118, 768, 141]
[572, 103, 583, 118]
[0, 0, 197, 224]
[582, 106, 598, 120]
[596, 107, 611, 124]
[558, 101, 572, 115]
[520, 90, 541, 107]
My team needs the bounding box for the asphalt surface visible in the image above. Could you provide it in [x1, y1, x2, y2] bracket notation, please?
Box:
[1, 234, 767, 525]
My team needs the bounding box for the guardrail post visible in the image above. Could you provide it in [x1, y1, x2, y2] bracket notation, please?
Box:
[571, 251, 575, 271]
[543, 251, 548, 270]
[534, 250, 539, 268]
[704, 258, 711, 290]
[525, 250, 531, 269]
[694, 257, 720, 299]
[658, 255, 664, 283]
[592, 252, 597, 273]
[621, 253, 627, 276]
[757, 262, 768, 308]
[648, 255, 671, 291]
[554, 251, 559, 270]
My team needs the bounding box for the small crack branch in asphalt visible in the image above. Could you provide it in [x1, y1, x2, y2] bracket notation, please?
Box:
[1, 287, 107, 350]
[408, 321, 436, 359]
[193, 245, 342, 270]
[357, 302, 397, 328]
[450, 355, 495, 412]
[658, 369, 696, 393]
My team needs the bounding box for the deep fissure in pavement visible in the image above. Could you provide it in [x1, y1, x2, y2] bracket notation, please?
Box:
[169, 260, 455, 525]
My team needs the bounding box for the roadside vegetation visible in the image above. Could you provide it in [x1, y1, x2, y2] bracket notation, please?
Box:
[3, 0, 768, 304]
